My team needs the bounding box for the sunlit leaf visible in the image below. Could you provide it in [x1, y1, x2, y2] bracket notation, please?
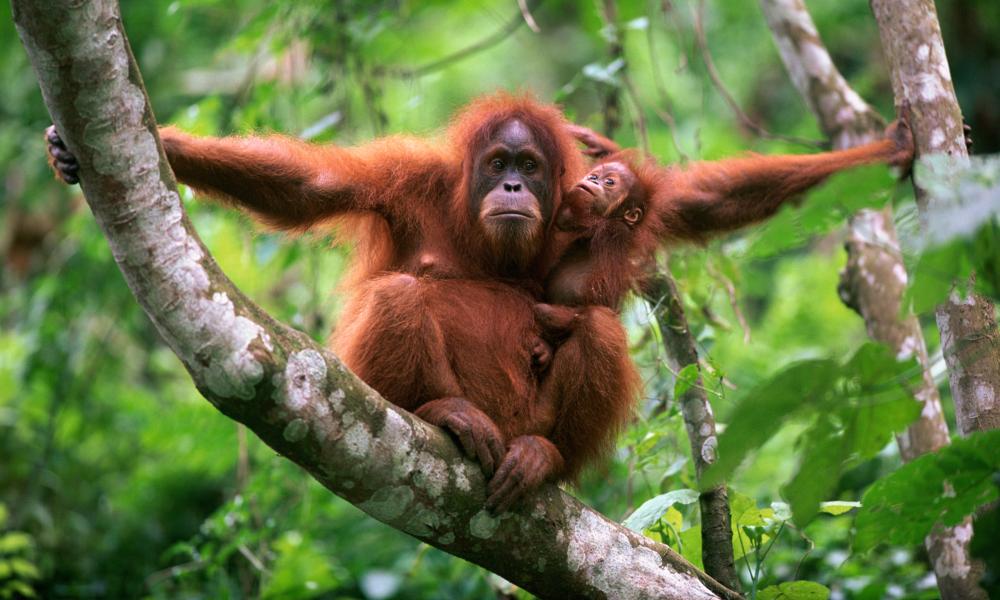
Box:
[0, 532, 32, 555]
[623, 489, 699, 532]
[818, 501, 861, 516]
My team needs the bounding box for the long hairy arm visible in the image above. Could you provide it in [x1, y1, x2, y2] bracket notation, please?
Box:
[658, 119, 913, 241]
[160, 128, 450, 230]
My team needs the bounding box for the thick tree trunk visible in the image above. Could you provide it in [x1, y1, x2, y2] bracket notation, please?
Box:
[760, 1, 985, 597]
[870, 0, 1000, 438]
[11, 1, 741, 598]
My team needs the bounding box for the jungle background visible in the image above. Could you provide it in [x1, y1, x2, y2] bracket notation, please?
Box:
[1, 0, 999, 598]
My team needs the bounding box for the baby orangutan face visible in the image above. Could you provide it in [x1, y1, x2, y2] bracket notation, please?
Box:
[573, 162, 643, 225]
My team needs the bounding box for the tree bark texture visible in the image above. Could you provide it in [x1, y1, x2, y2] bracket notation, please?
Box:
[642, 271, 738, 592]
[598, 0, 738, 588]
[761, 1, 986, 596]
[871, 0, 1000, 438]
[11, 1, 741, 598]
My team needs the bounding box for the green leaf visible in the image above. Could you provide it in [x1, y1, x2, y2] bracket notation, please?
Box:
[0, 533, 32, 555]
[744, 207, 807, 258]
[663, 506, 684, 537]
[855, 429, 1000, 552]
[730, 491, 768, 561]
[703, 359, 839, 488]
[261, 532, 343, 599]
[678, 526, 703, 570]
[759, 581, 831, 600]
[782, 344, 920, 526]
[9, 558, 39, 579]
[673, 363, 700, 399]
[818, 501, 861, 516]
[783, 418, 847, 526]
[623, 489, 699, 532]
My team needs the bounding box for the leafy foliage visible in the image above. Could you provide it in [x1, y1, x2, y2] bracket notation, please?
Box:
[622, 488, 699, 532]
[854, 429, 1000, 553]
[903, 154, 1000, 311]
[2, 0, 997, 597]
[705, 344, 921, 526]
[0, 505, 40, 599]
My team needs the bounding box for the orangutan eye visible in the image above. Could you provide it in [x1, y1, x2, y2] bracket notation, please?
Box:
[624, 207, 643, 224]
[604, 178, 615, 187]
[587, 174, 599, 182]
[523, 159, 537, 173]
[490, 158, 506, 171]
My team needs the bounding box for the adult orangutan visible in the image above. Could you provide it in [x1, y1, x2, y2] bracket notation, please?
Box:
[48, 93, 598, 511]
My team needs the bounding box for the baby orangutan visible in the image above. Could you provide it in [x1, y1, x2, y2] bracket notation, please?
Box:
[524, 154, 662, 478]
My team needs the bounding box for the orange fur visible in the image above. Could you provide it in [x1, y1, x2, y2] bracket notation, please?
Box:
[160, 93, 616, 488]
[155, 94, 911, 496]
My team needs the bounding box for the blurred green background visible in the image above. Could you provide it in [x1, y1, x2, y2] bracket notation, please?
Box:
[1, 1, 997, 598]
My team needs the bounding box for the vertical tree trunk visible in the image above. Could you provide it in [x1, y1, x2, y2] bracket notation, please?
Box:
[641, 272, 737, 591]
[760, 0, 986, 597]
[870, 0, 1000, 438]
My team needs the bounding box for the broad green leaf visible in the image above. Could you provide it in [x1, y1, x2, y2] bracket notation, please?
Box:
[784, 419, 847, 526]
[623, 489, 699, 532]
[703, 359, 839, 488]
[783, 344, 919, 525]
[907, 220, 999, 312]
[800, 165, 896, 235]
[759, 581, 831, 600]
[744, 207, 806, 258]
[664, 506, 684, 536]
[855, 429, 1000, 552]
[678, 526, 703, 570]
